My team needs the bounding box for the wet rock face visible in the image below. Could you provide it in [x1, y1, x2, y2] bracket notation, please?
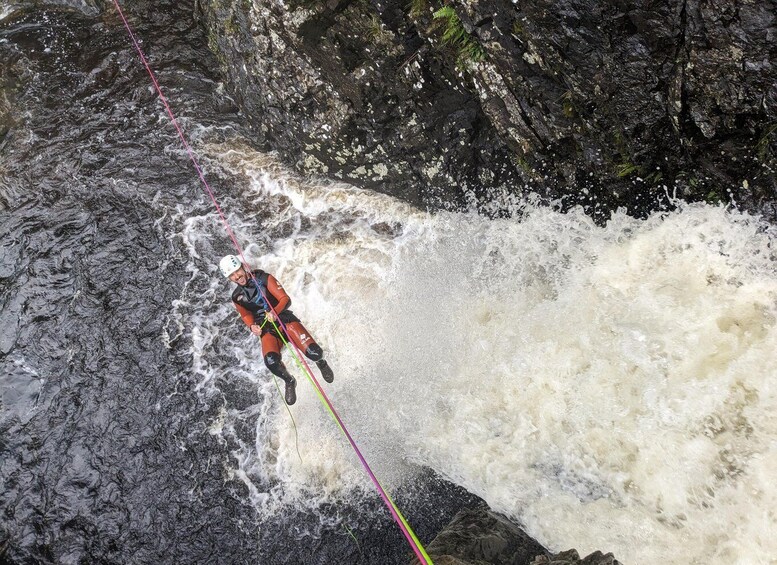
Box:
[462, 0, 776, 214]
[197, 0, 775, 217]
[196, 0, 521, 211]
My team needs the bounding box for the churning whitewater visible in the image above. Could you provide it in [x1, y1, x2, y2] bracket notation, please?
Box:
[167, 140, 777, 565]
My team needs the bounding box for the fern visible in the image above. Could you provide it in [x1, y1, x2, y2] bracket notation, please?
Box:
[432, 6, 485, 65]
[615, 162, 642, 178]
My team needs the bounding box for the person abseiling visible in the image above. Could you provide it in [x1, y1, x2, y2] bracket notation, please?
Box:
[219, 254, 334, 405]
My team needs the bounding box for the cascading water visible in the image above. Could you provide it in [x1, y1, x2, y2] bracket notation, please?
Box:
[2, 3, 776, 565]
[177, 141, 777, 564]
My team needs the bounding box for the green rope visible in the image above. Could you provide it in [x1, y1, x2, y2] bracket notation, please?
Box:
[262, 314, 433, 564]
[259, 316, 302, 464]
[342, 523, 363, 557]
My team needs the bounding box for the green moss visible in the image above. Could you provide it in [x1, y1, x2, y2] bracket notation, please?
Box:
[409, 0, 429, 19]
[560, 91, 574, 118]
[207, 27, 228, 69]
[756, 122, 776, 160]
[367, 13, 394, 44]
[224, 12, 238, 36]
[514, 154, 532, 174]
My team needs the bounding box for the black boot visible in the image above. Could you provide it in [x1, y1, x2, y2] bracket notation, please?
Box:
[317, 360, 334, 383]
[279, 372, 297, 405]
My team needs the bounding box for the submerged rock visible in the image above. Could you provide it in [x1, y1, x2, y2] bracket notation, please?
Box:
[197, 0, 775, 218]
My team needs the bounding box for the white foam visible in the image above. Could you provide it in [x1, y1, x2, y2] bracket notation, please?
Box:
[174, 140, 777, 564]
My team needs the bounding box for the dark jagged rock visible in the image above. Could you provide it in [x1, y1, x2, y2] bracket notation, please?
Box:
[407, 506, 622, 565]
[531, 548, 622, 565]
[196, 0, 775, 218]
[410, 506, 549, 565]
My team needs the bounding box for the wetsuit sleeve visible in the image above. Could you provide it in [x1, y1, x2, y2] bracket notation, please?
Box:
[267, 275, 291, 313]
[233, 301, 256, 327]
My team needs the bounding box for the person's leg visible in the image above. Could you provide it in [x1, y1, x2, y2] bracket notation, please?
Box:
[261, 332, 296, 404]
[285, 321, 334, 383]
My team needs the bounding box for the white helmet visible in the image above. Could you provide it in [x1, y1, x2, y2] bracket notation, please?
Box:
[219, 255, 242, 278]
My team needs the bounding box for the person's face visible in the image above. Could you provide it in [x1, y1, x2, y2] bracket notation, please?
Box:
[228, 266, 249, 286]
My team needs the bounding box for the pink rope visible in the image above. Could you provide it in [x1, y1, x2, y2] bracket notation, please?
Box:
[111, 0, 250, 266]
[270, 323, 425, 557]
[111, 2, 429, 562]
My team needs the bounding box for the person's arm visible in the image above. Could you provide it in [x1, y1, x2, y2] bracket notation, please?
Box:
[266, 275, 291, 314]
[234, 302, 262, 335]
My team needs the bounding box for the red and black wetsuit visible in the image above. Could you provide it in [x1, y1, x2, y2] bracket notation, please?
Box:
[231, 270, 323, 377]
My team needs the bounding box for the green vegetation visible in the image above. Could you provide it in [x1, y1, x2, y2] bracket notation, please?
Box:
[756, 122, 776, 160]
[409, 0, 429, 19]
[514, 154, 533, 175]
[611, 128, 649, 181]
[560, 90, 574, 118]
[224, 13, 238, 36]
[432, 6, 485, 65]
[512, 20, 525, 38]
[615, 161, 642, 178]
[368, 13, 394, 44]
[674, 173, 722, 203]
[706, 189, 722, 202]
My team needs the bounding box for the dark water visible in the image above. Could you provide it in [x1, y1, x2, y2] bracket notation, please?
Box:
[0, 3, 478, 563]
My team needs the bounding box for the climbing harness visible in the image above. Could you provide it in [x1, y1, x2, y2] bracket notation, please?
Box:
[111, 2, 432, 563]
